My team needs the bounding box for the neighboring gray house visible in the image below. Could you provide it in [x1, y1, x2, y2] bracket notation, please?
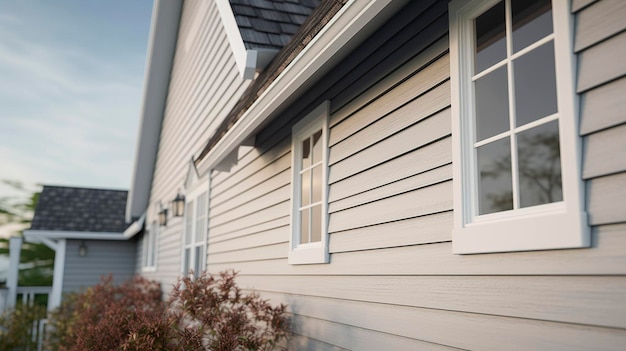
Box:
[127, 0, 626, 349]
[23, 186, 137, 309]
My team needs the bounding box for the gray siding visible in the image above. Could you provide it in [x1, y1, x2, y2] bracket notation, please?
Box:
[63, 239, 136, 293]
[139, 0, 250, 294]
[206, 0, 626, 349]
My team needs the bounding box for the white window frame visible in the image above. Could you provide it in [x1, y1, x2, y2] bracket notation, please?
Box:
[289, 101, 330, 264]
[142, 220, 158, 271]
[181, 178, 209, 277]
[449, 0, 589, 254]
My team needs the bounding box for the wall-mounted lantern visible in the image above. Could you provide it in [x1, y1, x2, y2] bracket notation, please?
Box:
[171, 192, 185, 217]
[158, 203, 168, 227]
[79, 241, 88, 257]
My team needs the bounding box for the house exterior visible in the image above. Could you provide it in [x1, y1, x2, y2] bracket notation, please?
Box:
[127, 0, 626, 349]
[23, 186, 136, 309]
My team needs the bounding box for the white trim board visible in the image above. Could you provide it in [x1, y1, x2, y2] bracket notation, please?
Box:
[196, 0, 411, 175]
[214, 0, 279, 79]
[24, 230, 127, 241]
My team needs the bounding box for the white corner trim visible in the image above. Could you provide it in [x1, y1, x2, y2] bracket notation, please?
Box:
[24, 229, 126, 241]
[126, 0, 183, 223]
[196, 0, 409, 175]
[123, 213, 146, 239]
[49, 239, 66, 310]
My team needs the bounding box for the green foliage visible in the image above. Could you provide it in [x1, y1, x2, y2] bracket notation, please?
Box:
[47, 271, 288, 351]
[0, 303, 47, 351]
[0, 180, 54, 286]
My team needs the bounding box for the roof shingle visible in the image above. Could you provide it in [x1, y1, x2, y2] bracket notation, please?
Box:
[30, 185, 128, 233]
[230, 0, 321, 49]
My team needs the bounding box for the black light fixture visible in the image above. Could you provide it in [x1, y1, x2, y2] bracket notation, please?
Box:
[79, 241, 88, 257]
[158, 203, 168, 227]
[172, 192, 185, 217]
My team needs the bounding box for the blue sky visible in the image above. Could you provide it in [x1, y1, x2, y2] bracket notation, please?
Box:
[0, 0, 153, 198]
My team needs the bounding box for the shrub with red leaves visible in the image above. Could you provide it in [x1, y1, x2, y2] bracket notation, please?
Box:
[47, 270, 287, 351]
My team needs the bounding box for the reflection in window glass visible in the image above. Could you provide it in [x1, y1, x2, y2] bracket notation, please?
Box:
[300, 209, 309, 244]
[512, 0, 552, 53]
[194, 246, 202, 277]
[301, 171, 310, 206]
[475, 66, 509, 141]
[478, 137, 513, 214]
[301, 138, 310, 169]
[312, 165, 322, 203]
[311, 205, 322, 242]
[312, 130, 322, 164]
[185, 201, 193, 244]
[474, 1, 506, 73]
[518, 120, 562, 208]
[514, 42, 557, 126]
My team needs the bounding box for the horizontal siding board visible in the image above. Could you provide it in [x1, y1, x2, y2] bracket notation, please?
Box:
[265, 293, 626, 351]
[288, 313, 460, 351]
[588, 172, 626, 225]
[63, 240, 136, 292]
[330, 35, 449, 126]
[329, 79, 450, 165]
[211, 155, 291, 208]
[583, 123, 626, 178]
[210, 185, 290, 227]
[241, 275, 626, 329]
[575, 0, 626, 51]
[329, 163, 452, 213]
[209, 216, 289, 243]
[209, 201, 289, 235]
[329, 108, 451, 184]
[329, 59, 449, 147]
[207, 242, 287, 264]
[572, 0, 599, 12]
[328, 180, 453, 233]
[209, 224, 626, 275]
[208, 225, 288, 254]
[329, 211, 453, 253]
[579, 76, 626, 134]
[328, 137, 452, 202]
[577, 30, 626, 92]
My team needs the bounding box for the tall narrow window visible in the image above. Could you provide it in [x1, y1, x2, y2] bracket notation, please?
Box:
[142, 221, 157, 270]
[289, 101, 329, 264]
[183, 186, 208, 277]
[449, 0, 588, 253]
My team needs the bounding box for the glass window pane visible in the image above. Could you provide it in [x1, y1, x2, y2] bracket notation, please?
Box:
[194, 246, 203, 277]
[183, 248, 191, 275]
[311, 205, 322, 243]
[475, 66, 510, 141]
[300, 209, 309, 244]
[300, 170, 310, 206]
[312, 130, 323, 164]
[474, 1, 506, 73]
[517, 120, 562, 208]
[195, 195, 206, 243]
[477, 137, 513, 214]
[512, 0, 553, 53]
[301, 137, 311, 169]
[514, 41, 557, 127]
[185, 201, 193, 245]
[312, 165, 322, 203]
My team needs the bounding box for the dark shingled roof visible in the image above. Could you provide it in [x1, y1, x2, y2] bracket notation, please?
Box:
[30, 185, 128, 233]
[230, 0, 321, 49]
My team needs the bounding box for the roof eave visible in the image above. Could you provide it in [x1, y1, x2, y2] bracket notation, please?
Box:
[126, 0, 183, 223]
[215, 0, 280, 79]
[24, 229, 127, 241]
[195, 0, 410, 175]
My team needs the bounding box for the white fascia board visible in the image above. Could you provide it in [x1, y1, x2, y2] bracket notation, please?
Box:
[123, 213, 146, 239]
[126, 0, 183, 223]
[23, 229, 126, 241]
[196, 0, 409, 175]
[215, 0, 278, 79]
